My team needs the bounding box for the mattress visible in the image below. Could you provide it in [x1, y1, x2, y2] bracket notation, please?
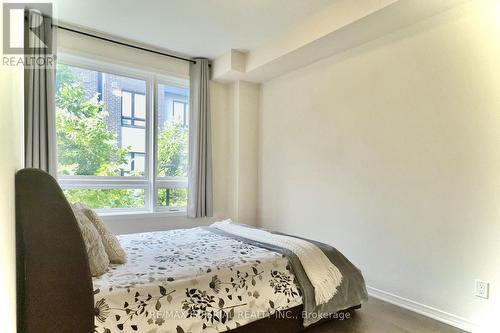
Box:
[93, 228, 303, 333]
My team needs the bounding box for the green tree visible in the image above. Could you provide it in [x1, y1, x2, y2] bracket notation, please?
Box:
[56, 65, 129, 176]
[157, 122, 188, 177]
[64, 188, 145, 209]
[157, 122, 189, 207]
[56, 64, 143, 208]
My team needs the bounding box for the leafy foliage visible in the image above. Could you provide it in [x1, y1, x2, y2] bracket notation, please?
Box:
[157, 187, 188, 208]
[156, 122, 189, 207]
[56, 64, 143, 208]
[56, 64, 129, 177]
[157, 122, 188, 178]
[63, 188, 145, 209]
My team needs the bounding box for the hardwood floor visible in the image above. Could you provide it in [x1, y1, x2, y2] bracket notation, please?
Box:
[307, 298, 467, 333]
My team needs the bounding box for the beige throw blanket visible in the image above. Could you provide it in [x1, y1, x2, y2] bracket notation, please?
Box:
[211, 220, 343, 305]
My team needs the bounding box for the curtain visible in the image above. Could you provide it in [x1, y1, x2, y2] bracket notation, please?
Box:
[24, 10, 57, 176]
[187, 58, 213, 218]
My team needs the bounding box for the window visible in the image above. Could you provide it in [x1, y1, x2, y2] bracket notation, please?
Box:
[156, 83, 189, 208]
[121, 91, 146, 128]
[123, 152, 145, 176]
[56, 57, 189, 213]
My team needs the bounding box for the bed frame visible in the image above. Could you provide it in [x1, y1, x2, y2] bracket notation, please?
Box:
[16, 168, 94, 333]
[16, 168, 359, 333]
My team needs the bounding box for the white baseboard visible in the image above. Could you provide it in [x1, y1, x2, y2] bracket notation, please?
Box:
[367, 286, 478, 333]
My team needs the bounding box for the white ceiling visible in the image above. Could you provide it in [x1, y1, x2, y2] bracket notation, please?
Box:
[52, 0, 335, 59]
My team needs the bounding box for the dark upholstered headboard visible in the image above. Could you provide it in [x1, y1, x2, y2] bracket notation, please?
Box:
[16, 168, 94, 333]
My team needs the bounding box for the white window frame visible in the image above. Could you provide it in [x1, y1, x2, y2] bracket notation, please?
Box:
[56, 52, 189, 215]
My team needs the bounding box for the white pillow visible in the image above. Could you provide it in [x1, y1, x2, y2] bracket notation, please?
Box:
[71, 205, 110, 277]
[81, 207, 127, 264]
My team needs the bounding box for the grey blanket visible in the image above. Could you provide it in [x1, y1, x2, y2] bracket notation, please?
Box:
[205, 226, 368, 327]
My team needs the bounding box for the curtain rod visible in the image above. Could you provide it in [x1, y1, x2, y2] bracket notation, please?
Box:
[53, 24, 198, 64]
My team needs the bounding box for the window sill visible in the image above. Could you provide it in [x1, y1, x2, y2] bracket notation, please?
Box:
[99, 210, 187, 221]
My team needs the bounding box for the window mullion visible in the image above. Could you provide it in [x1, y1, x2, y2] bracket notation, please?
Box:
[58, 179, 148, 190]
[155, 179, 188, 188]
[147, 75, 157, 213]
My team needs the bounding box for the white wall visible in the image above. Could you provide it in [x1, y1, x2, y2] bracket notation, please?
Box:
[258, 1, 500, 330]
[0, 54, 24, 333]
[229, 81, 260, 224]
[57, 29, 190, 78]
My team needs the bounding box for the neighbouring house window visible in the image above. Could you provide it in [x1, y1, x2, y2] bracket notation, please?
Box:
[121, 91, 146, 128]
[55, 60, 189, 212]
[172, 100, 188, 128]
[123, 152, 145, 176]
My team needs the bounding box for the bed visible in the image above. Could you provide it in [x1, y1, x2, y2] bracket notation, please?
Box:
[15, 168, 367, 333]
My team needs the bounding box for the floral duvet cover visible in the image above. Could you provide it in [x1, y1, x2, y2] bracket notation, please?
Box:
[93, 227, 302, 333]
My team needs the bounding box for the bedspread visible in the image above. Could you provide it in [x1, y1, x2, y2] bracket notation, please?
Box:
[93, 228, 302, 333]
